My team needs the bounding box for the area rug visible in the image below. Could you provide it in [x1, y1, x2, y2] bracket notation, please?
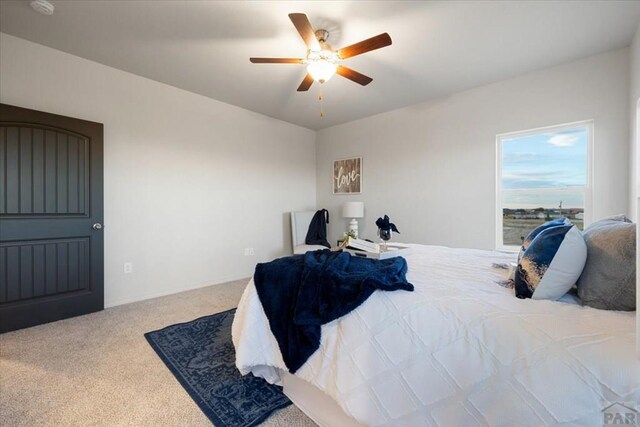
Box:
[144, 308, 291, 427]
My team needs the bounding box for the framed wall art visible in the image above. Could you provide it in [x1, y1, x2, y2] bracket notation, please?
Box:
[333, 157, 362, 194]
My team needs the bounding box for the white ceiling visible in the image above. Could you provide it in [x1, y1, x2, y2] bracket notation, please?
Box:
[1, 1, 639, 130]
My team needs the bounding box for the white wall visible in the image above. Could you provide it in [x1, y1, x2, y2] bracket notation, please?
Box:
[1, 32, 634, 307]
[317, 49, 630, 249]
[0, 33, 316, 307]
[631, 23, 640, 221]
[630, 24, 640, 357]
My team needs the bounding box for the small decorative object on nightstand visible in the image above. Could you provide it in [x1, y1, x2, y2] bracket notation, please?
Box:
[338, 229, 357, 246]
[342, 202, 364, 239]
[376, 214, 400, 251]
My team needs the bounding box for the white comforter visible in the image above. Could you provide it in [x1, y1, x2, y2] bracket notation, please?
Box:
[232, 244, 638, 426]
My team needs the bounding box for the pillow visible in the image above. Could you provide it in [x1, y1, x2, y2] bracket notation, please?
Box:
[515, 224, 587, 300]
[600, 214, 632, 223]
[576, 216, 636, 311]
[518, 217, 571, 261]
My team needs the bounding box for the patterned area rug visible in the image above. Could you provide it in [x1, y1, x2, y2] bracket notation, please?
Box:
[145, 308, 291, 427]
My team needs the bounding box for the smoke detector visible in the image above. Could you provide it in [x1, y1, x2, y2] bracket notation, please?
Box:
[30, 0, 55, 15]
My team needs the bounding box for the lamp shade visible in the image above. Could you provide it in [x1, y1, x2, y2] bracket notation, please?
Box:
[342, 202, 364, 218]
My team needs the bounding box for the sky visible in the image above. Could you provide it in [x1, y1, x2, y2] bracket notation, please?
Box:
[502, 127, 587, 209]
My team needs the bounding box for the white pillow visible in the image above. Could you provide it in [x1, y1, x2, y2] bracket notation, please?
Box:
[515, 225, 587, 300]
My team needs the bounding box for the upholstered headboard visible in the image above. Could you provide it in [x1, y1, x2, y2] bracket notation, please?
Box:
[291, 211, 316, 247]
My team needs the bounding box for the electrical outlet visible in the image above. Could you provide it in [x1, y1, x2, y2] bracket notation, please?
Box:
[244, 248, 255, 256]
[123, 262, 133, 274]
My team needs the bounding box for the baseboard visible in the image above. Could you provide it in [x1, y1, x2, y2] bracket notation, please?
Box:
[104, 273, 252, 308]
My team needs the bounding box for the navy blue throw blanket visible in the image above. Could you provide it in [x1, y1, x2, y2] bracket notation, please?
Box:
[254, 250, 413, 373]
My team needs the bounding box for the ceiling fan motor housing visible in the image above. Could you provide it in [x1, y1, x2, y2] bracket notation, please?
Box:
[314, 29, 330, 44]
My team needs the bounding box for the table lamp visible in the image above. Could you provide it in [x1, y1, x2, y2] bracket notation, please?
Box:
[342, 202, 364, 239]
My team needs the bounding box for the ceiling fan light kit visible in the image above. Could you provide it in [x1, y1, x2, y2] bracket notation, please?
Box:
[305, 29, 337, 83]
[306, 50, 338, 83]
[250, 13, 392, 92]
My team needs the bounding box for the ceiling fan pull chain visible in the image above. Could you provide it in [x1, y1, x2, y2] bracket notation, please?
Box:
[319, 90, 324, 118]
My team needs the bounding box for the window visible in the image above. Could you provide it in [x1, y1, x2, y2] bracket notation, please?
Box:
[496, 121, 592, 250]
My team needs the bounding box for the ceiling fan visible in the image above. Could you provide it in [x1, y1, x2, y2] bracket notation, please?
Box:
[250, 13, 392, 92]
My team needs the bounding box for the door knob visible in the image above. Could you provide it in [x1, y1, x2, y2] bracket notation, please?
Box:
[92, 223, 103, 230]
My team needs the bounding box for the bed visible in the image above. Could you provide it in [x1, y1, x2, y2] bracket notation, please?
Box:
[232, 244, 638, 426]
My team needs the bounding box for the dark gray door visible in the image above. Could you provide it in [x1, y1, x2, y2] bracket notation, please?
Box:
[0, 104, 104, 333]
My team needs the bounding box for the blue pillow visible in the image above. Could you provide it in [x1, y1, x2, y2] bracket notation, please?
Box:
[518, 217, 571, 261]
[515, 224, 587, 300]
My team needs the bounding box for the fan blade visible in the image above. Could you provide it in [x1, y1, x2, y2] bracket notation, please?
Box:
[250, 58, 304, 64]
[288, 13, 320, 51]
[297, 74, 314, 92]
[336, 33, 392, 59]
[336, 66, 373, 86]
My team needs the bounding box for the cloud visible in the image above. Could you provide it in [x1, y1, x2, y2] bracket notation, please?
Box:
[502, 178, 559, 190]
[547, 133, 578, 147]
[502, 170, 585, 189]
[504, 152, 539, 163]
[504, 171, 563, 178]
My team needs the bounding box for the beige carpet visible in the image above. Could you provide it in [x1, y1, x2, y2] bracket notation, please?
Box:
[0, 279, 317, 427]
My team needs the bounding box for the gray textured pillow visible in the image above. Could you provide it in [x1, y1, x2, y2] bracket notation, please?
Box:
[576, 215, 636, 311]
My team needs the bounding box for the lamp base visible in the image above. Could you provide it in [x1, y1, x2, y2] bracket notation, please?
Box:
[348, 218, 359, 239]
